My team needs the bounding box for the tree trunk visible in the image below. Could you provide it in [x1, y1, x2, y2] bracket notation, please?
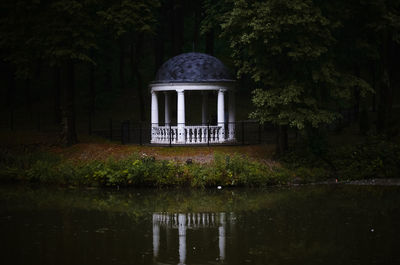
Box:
[205, 29, 214, 55]
[24, 78, 33, 121]
[154, 33, 165, 73]
[154, 1, 166, 72]
[104, 63, 113, 91]
[192, 4, 200, 52]
[61, 62, 78, 146]
[131, 37, 145, 122]
[135, 69, 145, 122]
[171, 0, 184, 55]
[6, 66, 15, 131]
[89, 60, 96, 135]
[276, 125, 288, 154]
[169, 0, 175, 55]
[371, 62, 376, 112]
[376, 76, 387, 133]
[119, 38, 125, 90]
[353, 66, 360, 121]
[54, 66, 62, 124]
[385, 39, 396, 135]
[377, 32, 392, 134]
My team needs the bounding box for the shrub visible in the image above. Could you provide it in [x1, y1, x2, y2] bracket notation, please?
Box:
[330, 136, 400, 180]
[26, 160, 58, 184]
[4, 138, 397, 188]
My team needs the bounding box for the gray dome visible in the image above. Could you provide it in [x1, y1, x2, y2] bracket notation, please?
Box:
[154, 52, 234, 83]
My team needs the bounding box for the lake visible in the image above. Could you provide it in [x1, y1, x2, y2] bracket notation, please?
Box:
[1, 184, 400, 265]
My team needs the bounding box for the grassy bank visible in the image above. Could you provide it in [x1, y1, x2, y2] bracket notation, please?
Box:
[0, 151, 297, 187]
[0, 131, 399, 188]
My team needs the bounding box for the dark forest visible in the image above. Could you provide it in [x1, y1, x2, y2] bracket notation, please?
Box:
[1, 0, 399, 154]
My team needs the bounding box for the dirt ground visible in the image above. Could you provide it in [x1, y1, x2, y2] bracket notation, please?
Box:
[0, 130, 277, 164]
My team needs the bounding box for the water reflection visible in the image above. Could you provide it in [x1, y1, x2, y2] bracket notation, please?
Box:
[2, 185, 400, 265]
[152, 212, 235, 264]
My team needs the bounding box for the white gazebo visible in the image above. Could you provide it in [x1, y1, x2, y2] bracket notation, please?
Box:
[150, 52, 236, 144]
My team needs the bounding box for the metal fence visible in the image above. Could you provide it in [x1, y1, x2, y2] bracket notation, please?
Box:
[92, 120, 279, 146]
[1, 107, 363, 146]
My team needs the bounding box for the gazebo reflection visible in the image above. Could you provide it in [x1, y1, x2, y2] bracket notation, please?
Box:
[152, 212, 235, 265]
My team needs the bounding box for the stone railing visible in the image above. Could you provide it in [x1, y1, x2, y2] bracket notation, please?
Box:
[151, 126, 178, 144]
[151, 125, 223, 144]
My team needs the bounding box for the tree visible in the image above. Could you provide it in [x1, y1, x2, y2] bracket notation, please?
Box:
[364, 0, 400, 134]
[38, 0, 99, 145]
[0, 1, 43, 128]
[327, 0, 400, 135]
[222, 0, 372, 153]
[201, 0, 233, 55]
[98, 0, 158, 120]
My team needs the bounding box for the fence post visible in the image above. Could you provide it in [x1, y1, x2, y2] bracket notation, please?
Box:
[169, 123, 172, 147]
[207, 123, 210, 146]
[109, 118, 113, 141]
[139, 122, 142, 146]
[241, 121, 245, 145]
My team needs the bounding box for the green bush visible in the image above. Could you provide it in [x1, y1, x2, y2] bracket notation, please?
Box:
[208, 153, 291, 187]
[23, 152, 292, 188]
[282, 135, 400, 181]
[3, 138, 397, 188]
[330, 136, 400, 180]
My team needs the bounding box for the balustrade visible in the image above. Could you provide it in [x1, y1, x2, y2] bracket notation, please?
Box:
[151, 125, 223, 144]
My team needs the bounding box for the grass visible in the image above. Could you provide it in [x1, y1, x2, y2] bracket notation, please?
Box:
[1, 129, 399, 188]
[0, 150, 294, 188]
[0, 130, 276, 163]
[0, 131, 295, 187]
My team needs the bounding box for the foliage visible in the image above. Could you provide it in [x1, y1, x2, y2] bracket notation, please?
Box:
[0, 0, 42, 79]
[0, 151, 295, 187]
[281, 135, 400, 181]
[221, 0, 373, 131]
[200, 0, 232, 35]
[97, 0, 159, 39]
[41, 0, 100, 66]
[330, 136, 400, 180]
[0, 0, 159, 70]
[1, 137, 399, 187]
[0, 0, 99, 73]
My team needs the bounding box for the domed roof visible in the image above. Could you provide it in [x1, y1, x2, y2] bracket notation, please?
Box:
[154, 52, 234, 83]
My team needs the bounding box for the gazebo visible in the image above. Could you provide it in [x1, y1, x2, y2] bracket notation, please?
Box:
[149, 52, 236, 144]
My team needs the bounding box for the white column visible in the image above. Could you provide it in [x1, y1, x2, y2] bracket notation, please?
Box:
[152, 214, 160, 258]
[164, 92, 171, 125]
[151, 90, 159, 143]
[219, 212, 226, 261]
[177, 89, 185, 143]
[178, 214, 187, 265]
[217, 88, 226, 142]
[202, 91, 208, 125]
[228, 90, 236, 141]
[151, 91, 159, 126]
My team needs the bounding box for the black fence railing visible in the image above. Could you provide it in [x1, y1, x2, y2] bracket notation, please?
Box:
[0, 106, 363, 146]
[91, 120, 283, 146]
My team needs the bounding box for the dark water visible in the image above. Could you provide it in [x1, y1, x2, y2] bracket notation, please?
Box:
[1, 185, 400, 265]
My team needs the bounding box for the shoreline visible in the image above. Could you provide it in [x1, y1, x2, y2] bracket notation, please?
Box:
[1, 133, 399, 188]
